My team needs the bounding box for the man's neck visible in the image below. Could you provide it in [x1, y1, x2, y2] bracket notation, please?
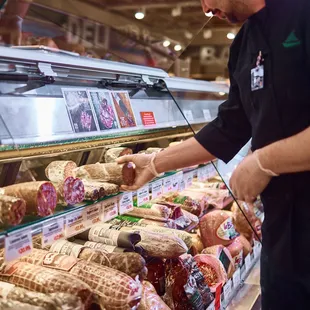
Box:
[249, 0, 266, 15]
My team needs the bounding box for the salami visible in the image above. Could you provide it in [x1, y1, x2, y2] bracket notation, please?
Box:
[0, 299, 44, 310]
[104, 147, 133, 163]
[83, 180, 119, 197]
[45, 161, 77, 183]
[73, 162, 135, 186]
[0, 182, 57, 216]
[55, 177, 85, 205]
[0, 195, 26, 226]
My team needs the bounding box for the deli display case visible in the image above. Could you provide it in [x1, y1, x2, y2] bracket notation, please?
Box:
[0, 46, 262, 310]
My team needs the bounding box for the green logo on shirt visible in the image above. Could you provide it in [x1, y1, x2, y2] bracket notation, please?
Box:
[282, 31, 301, 48]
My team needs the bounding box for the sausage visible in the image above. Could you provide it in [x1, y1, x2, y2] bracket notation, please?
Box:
[54, 177, 85, 205]
[73, 163, 135, 186]
[104, 147, 133, 163]
[0, 195, 26, 226]
[0, 182, 57, 216]
[45, 161, 77, 183]
[83, 180, 119, 197]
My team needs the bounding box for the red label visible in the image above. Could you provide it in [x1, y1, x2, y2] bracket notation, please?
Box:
[42, 253, 78, 271]
[215, 283, 222, 310]
[140, 112, 156, 126]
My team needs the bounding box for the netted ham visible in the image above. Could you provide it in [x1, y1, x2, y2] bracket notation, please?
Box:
[226, 238, 244, 269]
[45, 161, 77, 183]
[138, 282, 170, 310]
[104, 147, 133, 163]
[73, 162, 135, 186]
[0, 261, 95, 309]
[201, 245, 235, 278]
[231, 201, 262, 242]
[0, 182, 57, 216]
[19, 249, 142, 310]
[50, 239, 147, 280]
[0, 195, 26, 226]
[199, 210, 238, 247]
[54, 177, 85, 205]
[194, 254, 228, 293]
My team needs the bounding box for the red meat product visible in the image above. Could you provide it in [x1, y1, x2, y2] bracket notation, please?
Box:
[19, 249, 142, 310]
[146, 258, 166, 296]
[0, 195, 26, 226]
[226, 239, 244, 269]
[189, 188, 230, 209]
[190, 234, 204, 255]
[199, 210, 238, 247]
[55, 177, 85, 205]
[232, 235, 252, 258]
[231, 202, 262, 242]
[0, 182, 57, 217]
[201, 245, 235, 279]
[194, 254, 228, 293]
[180, 190, 209, 213]
[73, 162, 135, 186]
[45, 161, 77, 183]
[0, 261, 96, 309]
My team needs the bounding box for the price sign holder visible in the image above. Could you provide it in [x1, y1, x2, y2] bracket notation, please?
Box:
[245, 254, 252, 272]
[84, 203, 102, 227]
[5, 228, 33, 263]
[184, 171, 194, 188]
[119, 192, 134, 215]
[152, 180, 163, 199]
[42, 217, 65, 247]
[65, 209, 87, 238]
[233, 268, 241, 289]
[163, 177, 173, 194]
[223, 279, 232, 303]
[102, 198, 118, 222]
[137, 185, 150, 206]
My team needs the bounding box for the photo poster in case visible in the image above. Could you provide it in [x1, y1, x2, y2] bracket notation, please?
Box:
[111, 91, 137, 128]
[62, 88, 98, 133]
[88, 90, 119, 130]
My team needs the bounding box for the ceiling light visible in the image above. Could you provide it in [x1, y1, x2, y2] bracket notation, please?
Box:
[205, 11, 213, 17]
[227, 32, 236, 40]
[203, 29, 212, 39]
[172, 6, 182, 17]
[174, 44, 182, 52]
[163, 40, 171, 47]
[184, 31, 193, 40]
[219, 92, 226, 96]
[135, 8, 145, 20]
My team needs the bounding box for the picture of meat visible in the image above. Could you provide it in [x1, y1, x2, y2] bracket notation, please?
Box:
[88, 91, 119, 130]
[112, 91, 137, 128]
[62, 89, 97, 133]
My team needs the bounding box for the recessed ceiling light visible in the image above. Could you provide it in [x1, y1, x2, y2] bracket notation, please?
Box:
[205, 11, 213, 17]
[219, 92, 226, 96]
[227, 32, 236, 40]
[163, 40, 171, 47]
[174, 44, 182, 51]
[135, 9, 145, 20]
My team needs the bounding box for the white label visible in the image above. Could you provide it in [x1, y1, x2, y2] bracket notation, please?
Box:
[0, 282, 15, 299]
[84, 203, 102, 227]
[253, 241, 262, 259]
[65, 209, 87, 238]
[206, 301, 215, 310]
[179, 180, 186, 192]
[183, 110, 194, 121]
[89, 224, 119, 246]
[137, 185, 150, 206]
[217, 218, 238, 241]
[85, 241, 116, 253]
[197, 167, 205, 181]
[163, 177, 173, 194]
[5, 229, 33, 263]
[233, 250, 243, 269]
[223, 279, 232, 301]
[42, 218, 65, 247]
[245, 254, 252, 272]
[50, 240, 84, 258]
[203, 109, 212, 122]
[172, 176, 179, 192]
[233, 268, 241, 288]
[102, 199, 118, 222]
[119, 192, 134, 215]
[152, 180, 163, 199]
[184, 172, 194, 188]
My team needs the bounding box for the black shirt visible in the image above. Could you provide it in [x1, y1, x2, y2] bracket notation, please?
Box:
[195, 0, 310, 275]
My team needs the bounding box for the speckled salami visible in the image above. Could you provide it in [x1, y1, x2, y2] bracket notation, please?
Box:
[45, 161, 77, 183]
[104, 147, 133, 163]
[73, 162, 135, 186]
[83, 180, 119, 199]
[0, 182, 57, 217]
[55, 177, 85, 205]
[0, 195, 26, 226]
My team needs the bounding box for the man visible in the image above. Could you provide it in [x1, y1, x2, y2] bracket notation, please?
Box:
[118, 0, 310, 308]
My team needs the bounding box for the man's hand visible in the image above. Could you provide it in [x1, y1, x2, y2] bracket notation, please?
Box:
[117, 154, 156, 191]
[0, 14, 23, 45]
[229, 153, 272, 202]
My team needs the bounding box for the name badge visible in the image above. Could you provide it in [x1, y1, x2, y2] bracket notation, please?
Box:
[251, 51, 264, 91]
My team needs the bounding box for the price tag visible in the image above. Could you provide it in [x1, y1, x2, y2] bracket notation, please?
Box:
[84, 203, 102, 227]
[245, 254, 252, 272]
[253, 242, 262, 259]
[119, 192, 133, 215]
[233, 268, 241, 288]
[42, 218, 65, 247]
[179, 179, 186, 192]
[206, 301, 215, 310]
[183, 110, 194, 121]
[203, 109, 212, 122]
[152, 180, 163, 199]
[197, 167, 205, 181]
[163, 177, 173, 194]
[102, 199, 118, 222]
[137, 185, 149, 206]
[214, 283, 222, 310]
[5, 229, 33, 263]
[172, 176, 179, 192]
[65, 209, 87, 238]
[223, 279, 232, 302]
[184, 172, 194, 188]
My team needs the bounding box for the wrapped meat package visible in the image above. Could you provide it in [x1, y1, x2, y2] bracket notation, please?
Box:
[0, 261, 95, 309]
[104, 147, 133, 163]
[0, 182, 57, 216]
[194, 254, 228, 293]
[83, 180, 119, 199]
[73, 162, 135, 186]
[45, 160, 77, 183]
[190, 234, 204, 255]
[0, 195, 26, 226]
[19, 249, 142, 310]
[199, 210, 238, 247]
[129, 203, 171, 222]
[235, 235, 253, 257]
[50, 239, 147, 280]
[226, 238, 244, 269]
